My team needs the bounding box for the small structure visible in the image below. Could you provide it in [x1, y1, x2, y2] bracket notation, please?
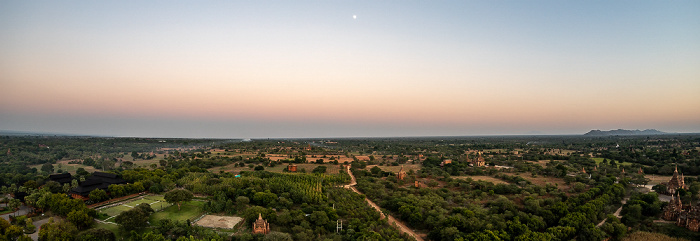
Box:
[397, 166, 406, 180]
[440, 159, 452, 167]
[638, 167, 644, 174]
[593, 166, 598, 171]
[252, 213, 270, 234]
[414, 181, 420, 188]
[6, 148, 10, 156]
[582, 167, 586, 174]
[472, 152, 486, 167]
[667, 165, 687, 194]
[287, 164, 297, 172]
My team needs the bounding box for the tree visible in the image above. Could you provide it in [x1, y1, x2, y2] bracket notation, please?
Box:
[76, 228, 116, 241]
[8, 198, 21, 216]
[312, 166, 327, 174]
[108, 184, 125, 198]
[41, 163, 54, 174]
[89, 189, 108, 203]
[114, 204, 153, 232]
[263, 231, 293, 241]
[39, 218, 78, 241]
[67, 209, 93, 230]
[236, 196, 250, 209]
[370, 166, 382, 176]
[164, 189, 194, 210]
[76, 168, 89, 177]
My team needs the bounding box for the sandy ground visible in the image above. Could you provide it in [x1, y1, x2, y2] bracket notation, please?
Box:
[646, 175, 673, 185]
[503, 172, 571, 189]
[453, 176, 509, 185]
[195, 215, 242, 229]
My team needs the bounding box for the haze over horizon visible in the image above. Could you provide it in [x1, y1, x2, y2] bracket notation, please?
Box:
[2, 1, 699, 139]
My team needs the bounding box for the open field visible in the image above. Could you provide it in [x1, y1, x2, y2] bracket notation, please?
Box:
[150, 200, 206, 223]
[99, 205, 132, 218]
[503, 172, 571, 189]
[365, 164, 421, 173]
[453, 176, 508, 185]
[30, 160, 99, 175]
[195, 215, 243, 229]
[97, 195, 171, 221]
[95, 222, 120, 236]
[592, 158, 634, 166]
[647, 175, 673, 186]
[210, 163, 343, 174]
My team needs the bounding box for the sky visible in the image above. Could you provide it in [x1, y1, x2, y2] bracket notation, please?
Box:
[1, 1, 699, 138]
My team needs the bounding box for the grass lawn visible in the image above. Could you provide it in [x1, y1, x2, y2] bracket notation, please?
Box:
[99, 205, 132, 217]
[592, 157, 634, 166]
[124, 198, 155, 207]
[150, 200, 205, 224]
[95, 222, 120, 235]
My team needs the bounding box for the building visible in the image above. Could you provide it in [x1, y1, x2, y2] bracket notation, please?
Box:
[662, 194, 700, 232]
[397, 166, 406, 180]
[440, 159, 452, 167]
[667, 165, 687, 194]
[287, 164, 297, 172]
[70, 172, 127, 200]
[252, 213, 270, 234]
[472, 152, 486, 167]
[48, 173, 73, 185]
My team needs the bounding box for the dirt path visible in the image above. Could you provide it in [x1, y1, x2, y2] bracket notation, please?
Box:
[597, 197, 628, 227]
[344, 166, 425, 241]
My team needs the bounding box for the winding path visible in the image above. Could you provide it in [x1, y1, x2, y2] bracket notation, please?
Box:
[596, 197, 628, 227]
[344, 166, 426, 241]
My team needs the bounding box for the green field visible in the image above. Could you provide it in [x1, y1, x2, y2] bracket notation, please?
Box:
[592, 157, 634, 166]
[99, 205, 132, 218]
[149, 200, 206, 224]
[98, 195, 172, 219]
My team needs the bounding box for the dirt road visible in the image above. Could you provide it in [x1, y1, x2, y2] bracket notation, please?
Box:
[596, 197, 628, 227]
[344, 166, 426, 241]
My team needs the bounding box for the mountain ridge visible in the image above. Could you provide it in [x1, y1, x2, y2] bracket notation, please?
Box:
[584, 129, 667, 136]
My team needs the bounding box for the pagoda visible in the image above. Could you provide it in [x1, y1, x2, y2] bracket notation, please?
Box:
[667, 165, 687, 194]
[397, 166, 406, 180]
[252, 213, 270, 234]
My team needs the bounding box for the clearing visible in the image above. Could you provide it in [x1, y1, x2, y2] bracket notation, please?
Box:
[195, 215, 243, 229]
[453, 176, 509, 185]
[503, 172, 571, 189]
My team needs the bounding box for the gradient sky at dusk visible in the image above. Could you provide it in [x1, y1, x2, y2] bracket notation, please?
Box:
[2, 1, 699, 138]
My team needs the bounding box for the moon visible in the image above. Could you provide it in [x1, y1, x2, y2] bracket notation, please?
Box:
[353, 15, 357, 19]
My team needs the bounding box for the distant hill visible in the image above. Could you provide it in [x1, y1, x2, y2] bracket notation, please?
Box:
[584, 129, 667, 136]
[0, 130, 80, 137]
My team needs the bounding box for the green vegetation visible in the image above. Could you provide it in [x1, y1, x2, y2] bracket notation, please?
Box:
[1, 134, 699, 240]
[150, 201, 205, 223]
[592, 157, 634, 166]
